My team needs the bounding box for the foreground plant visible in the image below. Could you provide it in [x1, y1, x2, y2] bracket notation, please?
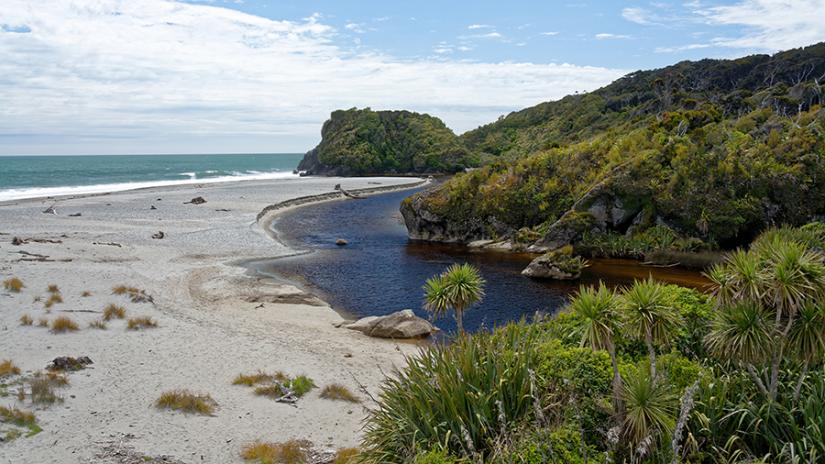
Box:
[361, 323, 538, 463]
[423, 263, 485, 336]
[127, 316, 157, 330]
[621, 278, 682, 380]
[320, 384, 360, 403]
[50, 316, 79, 333]
[0, 406, 41, 438]
[103, 303, 126, 321]
[155, 390, 217, 415]
[112, 285, 154, 304]
[0, 359, 21, 378]
[621, 367, 677, 459]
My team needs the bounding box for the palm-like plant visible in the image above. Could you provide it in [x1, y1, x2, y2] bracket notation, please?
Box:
[423, 263, 485, 336]
[570, 283, 624, 418]
[621, 367, 678, 457]
[621, 278, 682, 379]
[706, 231, 825, 401]
[788, 303, 825, 400]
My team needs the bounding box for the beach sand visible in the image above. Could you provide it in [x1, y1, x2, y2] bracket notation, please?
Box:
[0, 176, 424, 463]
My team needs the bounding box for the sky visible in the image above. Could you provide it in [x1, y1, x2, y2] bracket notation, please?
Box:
[1, 0, 825, 155]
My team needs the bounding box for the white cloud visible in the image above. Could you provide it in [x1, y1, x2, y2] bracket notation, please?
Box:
[0, 0, 626, 154]
[540, 31, 559, 36]
[622, 7, 657, 25]
[595, 33, 632, 40]
[467, 24, 492, 30]
[480, 32, 503, 39]
[654, 43, 711, 53]
[696, 0, 825, 50]
[344, 22, 366, 33]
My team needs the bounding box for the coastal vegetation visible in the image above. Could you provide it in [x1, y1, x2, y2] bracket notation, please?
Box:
[423, 263, 486, 336]
[3, 277, 24, 293]
[320, 384, 360, 403]
[50, 316, 79, 333]
[19, 314, 33, 326]
[390, 43, 825, 259]
[112, 285, 154, 304]
[240, 439, 310, 464]
[298, 108, 476, 176]
[360, 225, 825, 463]
[126, 316, 157, 330]
[102, 303, 126, 321]
[0, 360, 21, 378]
[155, 390, 217, 415]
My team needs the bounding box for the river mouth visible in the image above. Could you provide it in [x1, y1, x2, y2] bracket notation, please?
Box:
[251, 187, 710, 335]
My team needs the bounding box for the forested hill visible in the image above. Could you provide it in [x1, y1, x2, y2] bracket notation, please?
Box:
[297, 108, 476, 176]
[401, 43, 825, 255]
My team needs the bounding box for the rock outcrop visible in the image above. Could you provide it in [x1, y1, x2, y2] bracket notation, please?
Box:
[341, 309, 438, 339]
[521, 247, 587, 280]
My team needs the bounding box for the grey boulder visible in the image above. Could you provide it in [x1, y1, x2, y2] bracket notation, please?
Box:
[342, 309, 438, 339]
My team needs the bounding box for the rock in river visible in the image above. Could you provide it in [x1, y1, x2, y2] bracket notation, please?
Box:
[521, 246, 587, 280]
[342, 309, 438, 339]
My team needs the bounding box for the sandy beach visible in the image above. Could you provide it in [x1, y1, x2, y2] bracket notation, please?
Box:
[0, 176, 424, 463]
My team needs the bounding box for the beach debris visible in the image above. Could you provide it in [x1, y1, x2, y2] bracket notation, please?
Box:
[335, 238, 348, 246]
[215, 208, 231, 212]
[342, 309, 439, 339]
[151, 231, 165, 240]
[42, 205, 57, 215]
[12, 237, 24, 245]
[93, 241, 122, 247]
[47, 356, 93, 371]
[184, 196, 206, 205]
[150, 205, 157, 210]
[68, 213, 82, 217]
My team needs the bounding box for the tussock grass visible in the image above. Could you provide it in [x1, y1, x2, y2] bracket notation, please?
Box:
[3, 277, 24, 293]
[126, 316, 157, 330]
[0, 360, 21, 378]
[81, 290, 92, 297]
[0, 406, 37, 428]
[333, 448, 360, 464]
[44, 293, 63, 309]
[28, 371, 68, 404]
[89, 320, 107, 329]
[112, 285, 153, 304]
[240, 439, 310, 464]
[37, 318, 49, 327]
[46, 284, 60, 294]
[320, 384, 360, 403]
[288, 376, 315, 397]
[155, 390, 217, 415]
[233, 371, 288, 386]
[19, 314, 33, 326]
[102, 303, 126, 321]
[50, 316, 79, 333]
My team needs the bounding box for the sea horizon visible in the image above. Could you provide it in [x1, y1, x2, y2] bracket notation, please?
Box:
[0, 153, 304, 202]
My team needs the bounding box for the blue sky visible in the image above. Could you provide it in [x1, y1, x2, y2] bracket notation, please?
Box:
[1, 0, 824, 155]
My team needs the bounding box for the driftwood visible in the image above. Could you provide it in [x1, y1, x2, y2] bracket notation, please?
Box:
[93, 241, 122, 247]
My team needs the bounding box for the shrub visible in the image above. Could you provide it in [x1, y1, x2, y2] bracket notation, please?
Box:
[127, 316, 157, 330]
[27, 371, 69, 404]
[254, 375, 315, 399]
[46, 284, 60, 294]
[50, 316, 79, 333]
[37, 318, 49, 327]
[0, 406, 38, 429]
[494, 425, 603, 464]
[102, 303, 126, 321]
[410, 450, 465, 464]
[3, 277, 24, 292]
[361, 323, 540, 463]
[240, 439, 310, 464]
[89, 320, 107, 329]
[155, 390, 217, 415]
[288, 376, 316, 397]
[19, 314, 33, 326]
[0, 359, 21, 377]
[320, 384, 360, 403]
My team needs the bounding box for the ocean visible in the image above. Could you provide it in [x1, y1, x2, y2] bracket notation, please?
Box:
[0, 153, 304, 201]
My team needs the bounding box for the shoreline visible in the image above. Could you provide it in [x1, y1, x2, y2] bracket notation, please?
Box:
[0, 175, 424, 463]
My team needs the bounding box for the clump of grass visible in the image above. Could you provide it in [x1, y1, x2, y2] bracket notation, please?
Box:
[27, 371, 68, 404]
[81, 290, 93, 297]
[320, 384, 360, 403]
[127, 316, 157, 330]
[240, 439, 310, 464]
[112, 285, 154, 304]
[50, 316, 79, 333]
[44, 293, 63, 309]
[46, 284, 60, 294]
[155, 390, 217, 415]
[102, 303, 126, 321]
[37, 318, 49, 327]
[19, 314, 33, 326]
[3, 277, 24, 293]
[89, 319, 107, 329]
[0, 360, 21, 378]
[233, 371, 288, 386]
[0, 406, 37, 428]
[253, 375, 315, 399]
[333, 448, 360, 464]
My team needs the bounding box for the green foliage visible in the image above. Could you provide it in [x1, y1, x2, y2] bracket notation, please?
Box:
[494, 425, 604, 464]
[410, 449, 466, 464]
[300, 108, 476, 175]
[423, 263, 485, 335]
[621, 367, 678, 448]
[360, 323, 539, 463]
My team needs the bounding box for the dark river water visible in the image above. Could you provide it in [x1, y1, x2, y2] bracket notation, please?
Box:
[252, 187, 709, 335]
